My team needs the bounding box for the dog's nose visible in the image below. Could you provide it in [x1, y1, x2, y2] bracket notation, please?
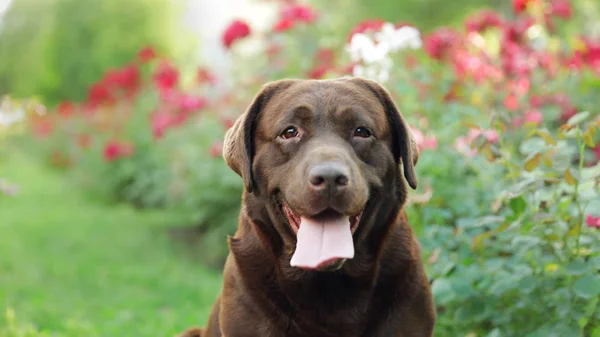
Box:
[308, 162, 349, 193]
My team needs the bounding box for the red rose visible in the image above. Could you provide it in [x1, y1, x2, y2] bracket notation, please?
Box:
[57, 101, 75, 118]
[281, 4, 317, 23]
[513, 0, 534, 13]
[103, 140, 134, 161]
[87, 81, 113, 107]
[179, 95, 207, 113]
[197, 67, 217, 85]
[151, 111, 173, 140]
[550, 0, 572, 19]
[138, 46, 157, 63]
[273, 17, 295, 32]
[307, 65, 329, 79]
[464, 10, 503, 32]
[222, 19, 251, 49]
[153, 60, 179, 91]
[423, 28, 462, 61]
[586, 215, 600, 229]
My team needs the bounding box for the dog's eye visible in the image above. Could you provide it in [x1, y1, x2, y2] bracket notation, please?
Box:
[280, 126, 299, 139]
[354, 127, 372, 138]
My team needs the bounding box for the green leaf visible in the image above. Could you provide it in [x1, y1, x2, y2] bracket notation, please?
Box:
[567, 111, 590, 126]
[583, 129, 595, 148]
[525, 152, 542, 172]
[431, 278, 454, 305]
[509, 196, 527, 217]
[451, 277, 475, 298]
[573, 275, 600, 299]
[565, 260, 591, 276]
[518, 275, 537, 294]
[589, 255, 600, 270]
[537, 130, 557, 146]
[564, 168, 577, 186]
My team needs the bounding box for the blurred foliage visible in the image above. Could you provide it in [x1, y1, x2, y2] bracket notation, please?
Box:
[0, 0, 187, 106]
[312, 0, 600, 35]
[5, 0, 600, 335]
[315, 0, 507, 33]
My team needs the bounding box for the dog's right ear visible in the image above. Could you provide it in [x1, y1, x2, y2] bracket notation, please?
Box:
[222, 79, 298, 193]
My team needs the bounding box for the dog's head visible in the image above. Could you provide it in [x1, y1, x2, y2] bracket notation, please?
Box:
[223, 77, 419, 272]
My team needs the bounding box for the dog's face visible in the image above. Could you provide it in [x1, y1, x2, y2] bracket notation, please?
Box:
[223, 78, 418, 272]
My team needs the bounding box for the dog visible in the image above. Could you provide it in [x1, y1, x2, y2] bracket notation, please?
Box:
[180, 77, 436, 337]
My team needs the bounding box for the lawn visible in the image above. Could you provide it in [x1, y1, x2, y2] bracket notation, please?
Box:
[0, 149, 222, 337]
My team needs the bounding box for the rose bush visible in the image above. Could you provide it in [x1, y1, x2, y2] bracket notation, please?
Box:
[20, 0, 600, 335]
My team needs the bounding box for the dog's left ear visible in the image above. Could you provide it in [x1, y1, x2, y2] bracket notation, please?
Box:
[222, 79, 298, 193]
[348, 77, 420, 190]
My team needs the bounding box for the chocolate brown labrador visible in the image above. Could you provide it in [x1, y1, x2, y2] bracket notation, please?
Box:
[180, 77, 436, 337]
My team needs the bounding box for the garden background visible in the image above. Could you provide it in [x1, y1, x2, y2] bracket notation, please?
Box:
[1, 0, 600, 336]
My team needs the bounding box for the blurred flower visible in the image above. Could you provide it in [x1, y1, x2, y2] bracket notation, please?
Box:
[410, 126, 438, 151]
[592, 146, 600, 162]
[581, 38, 600, 75]
[221, 117, 235, 130]
[179, 95, 207, 113]
[57, 101, 74, 118]
[348, 19, 385, 42]
[87, 81, 113, 107]
[548, 93, 578, 123]
[508, 77, 531, 97]
[524, 109, 543, 125]
[348, 33, 390, 64]
[138, 46, 157, 63]
[0, 106, 25, 127]
[197, 67, 217, 85]
[374, 24, 422, 51]
[281, 4, 317, 23]
[31, 116, 53, 138]
[424, 27, 461, 60]
[209, 141, 223, 158]
[549, 0, 572, 19]
[307, 64, 329, 79]
[103, 139, 135, 161]
[273, 17, 295, 32]
[347, 23, 421, 83]
[153, 60, 179, 91]
[455, 128, 499, 158]
[315, 48, 335, 66]
[115, 64, 141, 96]
[465, 10, 503, 32]
[586, 215, 600, 229]
[514, 109, 543, 127]
[451, 49, 504, 83]
[530, 94, 544, 108]
[151, 111, 173, 139]
[504, 94, 519, 111]
[222, 19, 251, 49]
[513, 0, 536, 13]
[272, 4, 317, 32]
[503, 17, 535, 44]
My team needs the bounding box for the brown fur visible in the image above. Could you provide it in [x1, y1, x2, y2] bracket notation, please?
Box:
[180, 77, 436, 337]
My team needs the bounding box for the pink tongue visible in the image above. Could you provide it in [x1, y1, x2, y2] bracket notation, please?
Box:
[290, 215, 354, 269]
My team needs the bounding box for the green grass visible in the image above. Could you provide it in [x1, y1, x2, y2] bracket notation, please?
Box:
[0, 150, 222, 337]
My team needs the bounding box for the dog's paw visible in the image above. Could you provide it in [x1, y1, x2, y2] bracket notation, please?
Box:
[177, 327, 204, 337]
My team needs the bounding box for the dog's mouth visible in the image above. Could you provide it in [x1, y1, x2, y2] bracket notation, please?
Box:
[281, 202, 362, 235]
[280, 201, 363, 271]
